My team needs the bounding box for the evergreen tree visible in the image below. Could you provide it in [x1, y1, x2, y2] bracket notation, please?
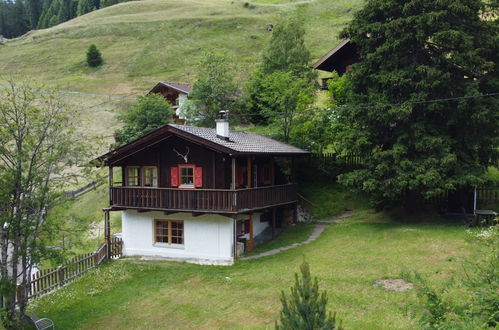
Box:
[26, 0, 42, 29]
[86, 43, 103, 67]
[12, 0, 29, 37]
[246, 13, 317, 123]
[276, 262, 342, 330]
[260, 13, 316, 84]
[114, 94, 173, 146]
[334, 0, 499, 210]
[77, 0, 99, 16]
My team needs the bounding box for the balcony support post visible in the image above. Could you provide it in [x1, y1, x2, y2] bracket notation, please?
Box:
[248, 214, 254, 251]
[247, 157, 252, 188]
[109, 167, 113, 206]
[231, 157, 236, 190]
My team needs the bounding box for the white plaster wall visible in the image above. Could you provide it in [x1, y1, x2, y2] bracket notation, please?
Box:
[236, 213, 268, 240]
[176, 94, 188, 118]
[122, 210, 234, 265]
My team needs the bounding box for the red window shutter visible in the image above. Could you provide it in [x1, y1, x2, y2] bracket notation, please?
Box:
[170, 167, 179, 187]
[194, 167, 203, 188]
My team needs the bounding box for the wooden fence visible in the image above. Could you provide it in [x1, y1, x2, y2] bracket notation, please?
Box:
[65, 177, 107, 200]
[17, 237, 122, 302]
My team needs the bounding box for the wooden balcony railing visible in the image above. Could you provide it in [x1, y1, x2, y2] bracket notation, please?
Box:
[110, 184, 297, 213]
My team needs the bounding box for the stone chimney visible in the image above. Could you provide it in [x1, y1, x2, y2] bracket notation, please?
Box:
[216, 110, 230, 141]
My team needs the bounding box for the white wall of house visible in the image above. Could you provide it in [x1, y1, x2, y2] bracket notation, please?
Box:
[122, 210, 234, 265]
[176, 93, 188, 119]
[235, 213, 268, 241]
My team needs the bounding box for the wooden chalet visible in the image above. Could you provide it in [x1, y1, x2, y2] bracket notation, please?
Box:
[97, 113, 309, 265]
[313, 39, 360, 89]
[149, 81, 192, 124]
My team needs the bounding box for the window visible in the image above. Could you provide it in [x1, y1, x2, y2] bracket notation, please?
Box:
[142, 167, 158, 187]
[126, 167, 140, 186]
[179, 165, 194, 187]
[154, 220, 184, 245]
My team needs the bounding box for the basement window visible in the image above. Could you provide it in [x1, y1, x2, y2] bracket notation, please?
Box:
[154, 220, 184, 245]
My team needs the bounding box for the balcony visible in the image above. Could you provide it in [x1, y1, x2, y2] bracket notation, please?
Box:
[110, 184, 297, 214]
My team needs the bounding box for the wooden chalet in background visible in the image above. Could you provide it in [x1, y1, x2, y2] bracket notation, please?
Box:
[97, 113, 309, 265]
[313, 39, 360, 90]
[149, 81, 192, 124]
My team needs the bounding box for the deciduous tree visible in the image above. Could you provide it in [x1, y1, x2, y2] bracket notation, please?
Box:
[114, 93, 173, 146]
[185, 51, 239, 127]
[0, 81, 88, 328]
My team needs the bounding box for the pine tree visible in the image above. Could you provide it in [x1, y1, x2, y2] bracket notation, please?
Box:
[245, 13, 317, 124]
[276, 262, 342, 330]
[260, 13, 316, 84]
[335, 0, 499, 210]
[86, 44, 103, 67]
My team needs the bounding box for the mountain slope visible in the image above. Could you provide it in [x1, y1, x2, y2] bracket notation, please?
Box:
[0, 0, 362, 95]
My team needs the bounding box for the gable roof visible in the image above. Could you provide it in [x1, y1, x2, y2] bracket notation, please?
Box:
[313, 39, 359, 73]
[97, 124, 309, 165]
[149, 81, 192, 95]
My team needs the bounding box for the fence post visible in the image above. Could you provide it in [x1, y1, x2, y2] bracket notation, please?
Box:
[57, 266, 65, 286]
[104, 209, 111, 259]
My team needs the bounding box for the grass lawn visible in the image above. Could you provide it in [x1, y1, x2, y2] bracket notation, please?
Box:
[30, 210, 470, 329]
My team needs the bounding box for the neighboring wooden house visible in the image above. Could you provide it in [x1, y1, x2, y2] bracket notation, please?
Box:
[97, 113, 309, 265]
[313, 39, 360, 89]
[149, 81, 192, 124]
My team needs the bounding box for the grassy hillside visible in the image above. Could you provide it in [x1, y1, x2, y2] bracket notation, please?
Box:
[0, 0, 361, 95]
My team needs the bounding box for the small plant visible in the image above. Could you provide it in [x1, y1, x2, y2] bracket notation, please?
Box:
[276, 261, 342, 329]
[86, 44, 103, 67]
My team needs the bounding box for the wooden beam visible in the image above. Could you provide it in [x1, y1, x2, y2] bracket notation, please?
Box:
[192, 212, 204, 217]
[272, 208, 276, 239]
[138, 209, 150, 213]
[109, 167, 114, 206]
[248, 215, 254, 251]
[247, 157, 252, 188]
[163, 210, 177, 215]
[231, 157, 236, 190]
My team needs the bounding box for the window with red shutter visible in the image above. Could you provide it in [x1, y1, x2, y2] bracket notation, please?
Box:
[194, 167, 203, 188]
[170, 167, 179, 187]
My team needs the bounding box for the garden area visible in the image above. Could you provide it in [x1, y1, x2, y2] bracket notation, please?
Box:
[29, 207, 485, 329]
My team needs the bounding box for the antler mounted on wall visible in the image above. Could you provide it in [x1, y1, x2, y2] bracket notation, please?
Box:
[173, 146, 190, 163]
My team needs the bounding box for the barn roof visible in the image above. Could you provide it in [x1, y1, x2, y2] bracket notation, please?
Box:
[96, 124, 309, 165]
[313, 39, 359, 74]
[149, 81, 192, 95]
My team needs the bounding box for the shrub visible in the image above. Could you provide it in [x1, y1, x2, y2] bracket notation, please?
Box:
[86, 44, 103, 67]
[276, 262, 342, 329]
[411, 225, 499, 329]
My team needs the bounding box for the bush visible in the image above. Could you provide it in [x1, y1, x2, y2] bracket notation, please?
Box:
[411, 225, 499, 329]
[276, 262, 342, 329]
[86, 44, 103, 67]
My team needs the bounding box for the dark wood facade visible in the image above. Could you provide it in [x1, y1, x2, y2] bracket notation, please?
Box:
[104, 133, 300, 215]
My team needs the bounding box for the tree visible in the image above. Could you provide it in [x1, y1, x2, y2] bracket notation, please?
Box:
[86, 43, 103, 67]
[246, 13, 317, 123]
[114, 93, 173, 146]
[185, 51, 239, 127]
[334, 0, 499, 210]
[276, 262, 342, 330]
[0, 81, 88, 328]
[250, 71, 314, 143]
[77, 0, 99, 16]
